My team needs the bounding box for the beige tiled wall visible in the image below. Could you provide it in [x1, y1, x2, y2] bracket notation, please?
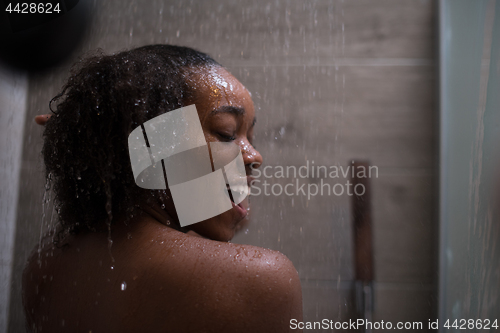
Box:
[8, 1, 437, 332]
[231, 0, 438, 330]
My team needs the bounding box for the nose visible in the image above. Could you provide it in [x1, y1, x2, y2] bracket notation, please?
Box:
[239, 139, 263, 173]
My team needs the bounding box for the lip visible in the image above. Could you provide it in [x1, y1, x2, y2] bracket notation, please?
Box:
[246, 175, 255, 186]
[225, 176, 252, 220]
[225, 183, 248, 220]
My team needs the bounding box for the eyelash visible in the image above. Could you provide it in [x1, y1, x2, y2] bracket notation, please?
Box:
[217, 133, 256, 149]
[218, 133, 236, 141]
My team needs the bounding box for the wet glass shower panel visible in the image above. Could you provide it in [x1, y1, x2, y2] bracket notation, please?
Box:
[439, 0, 500, 330]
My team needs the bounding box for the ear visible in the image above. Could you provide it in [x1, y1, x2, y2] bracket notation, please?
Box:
[35, 114, 51, 125]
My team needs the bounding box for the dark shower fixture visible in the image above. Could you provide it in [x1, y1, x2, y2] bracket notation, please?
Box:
[0, 0, 91, 72]
[351, 160, 375, 333]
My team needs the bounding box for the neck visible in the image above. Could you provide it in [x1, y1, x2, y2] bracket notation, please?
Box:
[138, 201, 190, 233]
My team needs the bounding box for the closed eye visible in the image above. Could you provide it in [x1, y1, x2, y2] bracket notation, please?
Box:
[218, 133, 236, 142]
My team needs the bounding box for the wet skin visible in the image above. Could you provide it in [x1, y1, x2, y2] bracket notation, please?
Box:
[23, 67, 303, 332]
[183, 65, 262, 241]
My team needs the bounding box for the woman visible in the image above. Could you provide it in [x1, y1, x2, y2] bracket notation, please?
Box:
[23, 45, 303, 332]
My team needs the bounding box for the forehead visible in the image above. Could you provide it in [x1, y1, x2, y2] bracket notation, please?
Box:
[185, 66, 253, 109]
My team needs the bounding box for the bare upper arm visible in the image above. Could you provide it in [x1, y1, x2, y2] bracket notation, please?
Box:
[236, 250, 303, 333]
[142, 236, 303, 333]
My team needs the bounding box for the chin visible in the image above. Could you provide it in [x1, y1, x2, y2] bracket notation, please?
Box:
[189, 202, 248, 242]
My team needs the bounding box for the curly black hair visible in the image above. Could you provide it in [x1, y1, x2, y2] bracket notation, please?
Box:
[43, 44, 220, 238]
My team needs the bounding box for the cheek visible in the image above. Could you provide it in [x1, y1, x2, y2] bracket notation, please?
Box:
[203, 131, 217, 144]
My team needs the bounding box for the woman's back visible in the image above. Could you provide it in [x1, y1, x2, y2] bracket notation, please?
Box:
[23, 215, 303, 332]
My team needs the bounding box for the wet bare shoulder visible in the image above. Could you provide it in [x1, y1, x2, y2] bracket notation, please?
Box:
[22, 219, 302, 332]
[133, 222, 303, 332]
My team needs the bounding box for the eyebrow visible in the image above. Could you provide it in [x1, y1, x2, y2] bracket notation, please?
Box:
[211, 105, 257, 127]
[211, 106, 245, 116]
